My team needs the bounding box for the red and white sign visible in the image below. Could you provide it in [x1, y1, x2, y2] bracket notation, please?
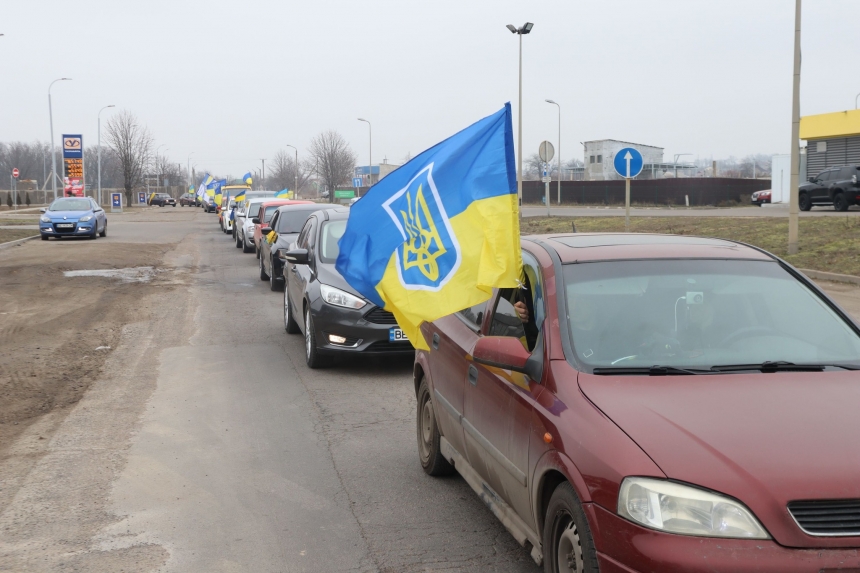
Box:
[12, 168, 19, 178]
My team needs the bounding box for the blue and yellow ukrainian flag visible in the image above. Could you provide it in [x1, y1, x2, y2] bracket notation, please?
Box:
[242, 172, 253, 186]
[197, 174, 214, 199]
[275, 189, 290, 198]
[234, 189, 246, 203]
[213, 179, 226, 206]
[336, 104, 521, 350]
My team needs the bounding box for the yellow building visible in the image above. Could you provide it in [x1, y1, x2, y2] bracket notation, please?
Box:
[799, 109, 860, 175]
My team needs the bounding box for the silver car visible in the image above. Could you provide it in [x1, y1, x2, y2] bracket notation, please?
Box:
[234, 194, 275, 253]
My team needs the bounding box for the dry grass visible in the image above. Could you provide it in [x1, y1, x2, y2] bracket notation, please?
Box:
[521, 216, 860, 276]
[0, 229, 39, 243]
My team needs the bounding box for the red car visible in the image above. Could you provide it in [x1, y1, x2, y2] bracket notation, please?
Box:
[752, 190, 772, 206]
[251, 199, 313, 258]
[415, 233, 860, 573]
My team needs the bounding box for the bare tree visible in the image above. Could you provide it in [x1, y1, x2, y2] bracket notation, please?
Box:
[308, 130, 357, 202]
[0, 141, 50, 189]
[267, 149, 313, 195]
[104, 110, 153, 205]
[525, 152, 559, 180]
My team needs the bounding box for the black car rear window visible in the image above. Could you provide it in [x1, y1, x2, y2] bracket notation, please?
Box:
[276, 209, 317, 233]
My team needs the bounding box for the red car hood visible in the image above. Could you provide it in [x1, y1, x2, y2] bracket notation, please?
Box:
[579, 371, 860, 548]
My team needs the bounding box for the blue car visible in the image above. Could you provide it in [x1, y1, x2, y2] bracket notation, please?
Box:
[39, 197, 108, 240]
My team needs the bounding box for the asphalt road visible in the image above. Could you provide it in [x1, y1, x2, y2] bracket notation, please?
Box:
[522, 204, 860, 218]
[0, 208, 537, 573]
[2, 208, 860, 573]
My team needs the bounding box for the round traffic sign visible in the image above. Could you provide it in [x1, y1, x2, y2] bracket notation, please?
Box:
[613, 147, 644, 179]
[538, 141, 555, 162]
[12, 168, 19, 178]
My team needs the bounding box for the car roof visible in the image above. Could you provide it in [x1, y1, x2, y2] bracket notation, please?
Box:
[318, 207, 351, 221]
[260, 199, 315, 208]
[275, 203, 327, 213]
[527, 233, 773, 264]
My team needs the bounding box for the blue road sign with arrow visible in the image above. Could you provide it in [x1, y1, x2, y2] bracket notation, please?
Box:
[613, 147, 644, 179]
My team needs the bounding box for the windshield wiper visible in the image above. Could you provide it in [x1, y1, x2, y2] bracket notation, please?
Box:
[592, 365, 709, 376]
[709, 361, 826, 373]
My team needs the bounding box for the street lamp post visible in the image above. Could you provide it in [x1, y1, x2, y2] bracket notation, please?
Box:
[187, 152, 194, 189]
[97, 105, 115, 207]
[358, 118, 372, 194]
[546, 99, 561, 205]
[673, 153, 693, 179]
[855, 92, 859, 110]
[788, 0, 802, 255]
[48, 78, 71, 201]
[507, 22, 534, 212]
[286, 144, 298, 198]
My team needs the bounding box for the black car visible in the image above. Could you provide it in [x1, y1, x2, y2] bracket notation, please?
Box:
[282, 207, 414, 368]
[799, 165, 860, 211]
[178, 193, 197, 207]
[257, 203, 326, 292]
[149, 193, 176, 207]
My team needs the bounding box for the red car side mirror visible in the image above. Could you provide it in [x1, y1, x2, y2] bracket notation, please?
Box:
[472, 336, 531, 373]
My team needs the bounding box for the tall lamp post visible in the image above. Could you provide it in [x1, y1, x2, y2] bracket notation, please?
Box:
[546, 99, 561, 205]
[187, 152, 194, 190]
[506, 22, 534, 212]
[357, 118, 372, 192]
[48, 78, 71, 201]
[97, 105, 115, 206]
[788, 0, 802, 255]
[286, 144, 298, 198]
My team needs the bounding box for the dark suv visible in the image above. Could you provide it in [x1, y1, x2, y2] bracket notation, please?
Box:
[799, 165, 860, 211]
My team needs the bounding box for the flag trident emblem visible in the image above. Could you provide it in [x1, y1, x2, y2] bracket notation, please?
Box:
[400, 184, 447, 282]
[383, 164, 461, 291]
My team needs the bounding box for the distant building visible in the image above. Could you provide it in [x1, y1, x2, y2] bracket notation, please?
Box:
[354, 158, 400, 187]
[800, 109, 860, 175]
[582, 139, 696, 180]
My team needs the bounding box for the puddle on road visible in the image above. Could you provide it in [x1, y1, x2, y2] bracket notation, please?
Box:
[63, 267, 158, 283]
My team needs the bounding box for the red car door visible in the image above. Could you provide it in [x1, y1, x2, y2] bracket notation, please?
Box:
[425, 301, 489, 461]
[463, 253, 546, 529]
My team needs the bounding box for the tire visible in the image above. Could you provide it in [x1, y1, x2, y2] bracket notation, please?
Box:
[304, 308, 322, 368]
[255, 242, 261, 259]
[417, 377, 455, 476]
[259, 254, 269, 281]
[99, 223, 107, 237]
[834, 193, 849, 212]
[799, 192, 812, 211]
[242, 235, 253, 253]
[90, 225, 98, 240]
[269, 259, 282, 291]
[41, 235, 49, 241]
[542, 482, 599, 573]
[284, 288, 300, 334]
[235, 232, 243, 249]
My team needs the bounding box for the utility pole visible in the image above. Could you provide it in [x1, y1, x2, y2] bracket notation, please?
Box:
[788, 0, 802, 255]
[261, 159, 266, 190]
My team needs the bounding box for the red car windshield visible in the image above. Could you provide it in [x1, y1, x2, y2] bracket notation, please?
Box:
[562, 259, 860, 371]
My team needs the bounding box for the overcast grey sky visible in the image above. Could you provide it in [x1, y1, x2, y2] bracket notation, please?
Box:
[2, 0, 858, 176]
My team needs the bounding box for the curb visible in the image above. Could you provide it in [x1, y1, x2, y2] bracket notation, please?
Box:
[0, 234, 39, 251]
[800, 268, 860, 286]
